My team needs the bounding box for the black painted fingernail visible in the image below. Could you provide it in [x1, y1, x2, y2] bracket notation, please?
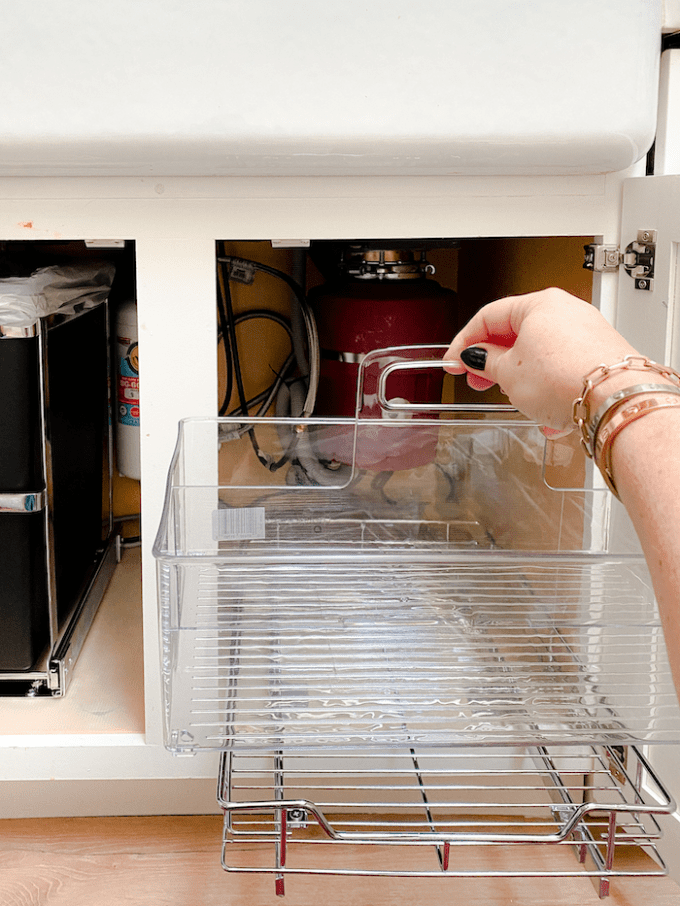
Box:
[460, 346, 487, 371]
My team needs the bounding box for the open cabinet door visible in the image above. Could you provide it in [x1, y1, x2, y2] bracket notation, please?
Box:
[616, 175, 680, 366]
[617, 173, 680, 879]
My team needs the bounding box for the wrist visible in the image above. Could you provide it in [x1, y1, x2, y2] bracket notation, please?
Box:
[572, 355, 680, 458]
[569, 354, 680, 499]
[594, 391, 680, 498]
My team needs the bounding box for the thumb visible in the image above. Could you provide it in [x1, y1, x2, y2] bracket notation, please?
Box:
[459, 344, 506, 391]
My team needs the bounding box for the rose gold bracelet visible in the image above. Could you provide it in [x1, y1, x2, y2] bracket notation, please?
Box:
[593, 393, 680, 498]
[587, 383, 680, 440]
[572, 355, 680, 457]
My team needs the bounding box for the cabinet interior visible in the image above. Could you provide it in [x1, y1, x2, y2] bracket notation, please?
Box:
[0, 234, 593, 735]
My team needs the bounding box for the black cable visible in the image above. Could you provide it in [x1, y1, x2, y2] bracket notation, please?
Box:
[217, 309, 294, 417]
[218, 259, 250, 418]
[217, 261, 272, 467]
[217, 330, 233, 415]
[220, 258, 307, 314]
[216, 255, 234, 416]
[217, 255, 319, 416]
[217, 254, 308, 471]
[233, 308, 293, 334]
[227, 353, 296, 419]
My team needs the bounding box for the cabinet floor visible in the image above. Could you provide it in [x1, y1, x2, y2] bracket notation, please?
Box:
[0, 815, 678, 906]
[1, 547, 143, 738]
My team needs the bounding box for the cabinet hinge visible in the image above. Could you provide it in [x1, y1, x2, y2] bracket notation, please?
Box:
[583, 230, 656, 291]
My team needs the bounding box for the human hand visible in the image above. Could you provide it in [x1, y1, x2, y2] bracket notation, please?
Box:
[442, 287, 640, 433]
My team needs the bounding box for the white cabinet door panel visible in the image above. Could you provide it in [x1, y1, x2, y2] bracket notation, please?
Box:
[617, 173, 680, 882]
[617, 176, 680, 369]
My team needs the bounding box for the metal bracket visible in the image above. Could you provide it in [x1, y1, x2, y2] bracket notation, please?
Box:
[224, 257, 256, 285]
[286, 808, 308, 828]
[583, 230, 656, 291]
[623, 229, 656, 290]
[583, 243, 621, 274]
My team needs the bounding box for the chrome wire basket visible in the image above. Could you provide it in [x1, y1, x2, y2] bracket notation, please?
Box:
[218, 745, 673, 898]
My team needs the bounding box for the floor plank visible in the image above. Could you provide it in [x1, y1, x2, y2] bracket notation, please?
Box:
[0, 815, 679, 906]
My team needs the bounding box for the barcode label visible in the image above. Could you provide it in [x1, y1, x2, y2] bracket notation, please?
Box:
[212, 507, 266, 541]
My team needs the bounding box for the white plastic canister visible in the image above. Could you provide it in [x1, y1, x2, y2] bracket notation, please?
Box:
[115, 298, 140, 480]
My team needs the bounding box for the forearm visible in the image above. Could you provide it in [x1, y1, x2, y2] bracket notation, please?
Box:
[610, 409, 680, 694]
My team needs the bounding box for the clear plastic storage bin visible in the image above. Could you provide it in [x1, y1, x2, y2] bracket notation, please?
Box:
[153, 349, 680, 755]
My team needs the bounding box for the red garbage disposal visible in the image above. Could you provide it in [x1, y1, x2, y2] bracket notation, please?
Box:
[309, 247, 458, 469]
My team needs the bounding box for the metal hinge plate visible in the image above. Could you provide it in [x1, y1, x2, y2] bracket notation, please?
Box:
[583, 230, 656, 291]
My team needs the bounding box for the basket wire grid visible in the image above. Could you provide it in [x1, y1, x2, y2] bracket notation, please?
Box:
[217, 744, 674, 898]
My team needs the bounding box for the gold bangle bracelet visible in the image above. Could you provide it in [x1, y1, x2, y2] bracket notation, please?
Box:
[587, 383, 680, 442]
[573, 355, 680, 457]
[594, 394, 680, 498]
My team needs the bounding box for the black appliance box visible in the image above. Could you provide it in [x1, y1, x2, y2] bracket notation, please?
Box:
[0, 303, 110, 673]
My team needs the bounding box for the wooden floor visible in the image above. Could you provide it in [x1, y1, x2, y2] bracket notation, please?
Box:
[0, 815, 679, 905]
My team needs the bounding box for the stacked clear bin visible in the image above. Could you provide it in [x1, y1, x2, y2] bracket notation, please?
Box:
[154, 347, 680, 898]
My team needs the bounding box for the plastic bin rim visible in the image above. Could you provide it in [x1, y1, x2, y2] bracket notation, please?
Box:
[174, 413, 539, 428]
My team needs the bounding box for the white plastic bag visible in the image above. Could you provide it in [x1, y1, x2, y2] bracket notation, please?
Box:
[0, 261, 115, 327]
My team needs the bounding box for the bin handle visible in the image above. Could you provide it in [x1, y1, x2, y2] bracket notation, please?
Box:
[377, 358, 516, 414]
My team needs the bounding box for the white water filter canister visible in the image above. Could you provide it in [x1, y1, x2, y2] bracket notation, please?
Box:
[115, 298, 140, 480]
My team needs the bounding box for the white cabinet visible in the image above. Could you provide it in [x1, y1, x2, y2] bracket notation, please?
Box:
[1, 7, 679, 884]
[0, 166, 648, 775]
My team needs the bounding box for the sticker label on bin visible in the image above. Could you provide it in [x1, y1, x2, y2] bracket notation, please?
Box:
[212, 507, 266, 541]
